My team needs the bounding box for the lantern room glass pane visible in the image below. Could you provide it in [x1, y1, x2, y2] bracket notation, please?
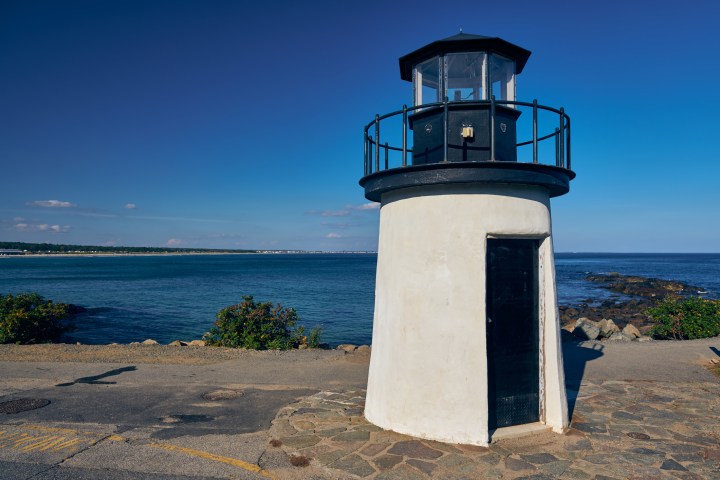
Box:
[413, 57, 441, 106]
[445, 52, 486, 102]
[489, 54, 516, 103]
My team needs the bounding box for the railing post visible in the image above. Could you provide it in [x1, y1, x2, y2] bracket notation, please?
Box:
[490, 95, 496, 161]
[559, 107, 565, 168]
[364, 129, 369, 175]
[443, 97, 449, 162]
[384, 142, 389, 170]
[402, 104, 408, 167]
[375, 114, 380, 172]
[532, 99, 538, 164]
[554, 128, 560, 167]
[566, 116, 571, 170]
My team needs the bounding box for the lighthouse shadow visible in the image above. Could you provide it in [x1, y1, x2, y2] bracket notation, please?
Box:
[562, 342, 604, 418]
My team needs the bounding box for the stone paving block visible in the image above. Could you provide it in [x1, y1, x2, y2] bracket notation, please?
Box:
[297, 443, 334, 457]
[332, 430, 370, 442]
[505, 456, 536, 471]
[315, 448, 351, 465]
[436, 453, 473, 468]
[612, 410, 643, 421]
[294, 420, 315, 431]
[330, 453, 375, 478]
[281, 434, 321, 449]
[475, 451, 502, 466]
[566, 438, 592, 451]
[559, 467, 592, 479]
[660, 458, 688, 471]
[538, 459, 572, 476]
[426, 440, 463, 454]
[353, 424, 382, 432]
[670, 453, 703, 463]
[386, 440, 443, 460]
[359, 442, 390, 457]
[571, 422, 607, 434]
[372, 454, 402, 471]
[374, 463, 427, 479]
[406, 458, 436, 476]
[316, 427, 347, 438]
[521, 452, 558, 464]
[513, 474, 555, 480]
[273, 419, 298, 436]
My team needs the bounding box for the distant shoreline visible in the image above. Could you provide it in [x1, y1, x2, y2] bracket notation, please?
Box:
[0, 251, 377, 258]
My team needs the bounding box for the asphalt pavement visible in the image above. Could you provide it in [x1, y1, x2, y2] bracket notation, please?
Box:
[0, 339, 718, 479]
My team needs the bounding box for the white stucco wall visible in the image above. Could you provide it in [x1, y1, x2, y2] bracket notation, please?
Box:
[364, 183, 568, 445]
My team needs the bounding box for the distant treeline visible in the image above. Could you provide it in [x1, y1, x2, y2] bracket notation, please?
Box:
[0, 242, 257, 255]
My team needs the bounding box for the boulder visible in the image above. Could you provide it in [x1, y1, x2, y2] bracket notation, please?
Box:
[188, 339, 205, 347]
[637, 335, 654, 343]
[597, 318, 620, 338]
[605, 332, 633, 342]
[573, 318, 600, 341]
[297, 344, 308, 350]
[622, 324, 641, 339]
[336, 344, 357, 352]
[169, 340, 188, 346]
[356, 345, 372, 354]
[142, 339, 159, 345]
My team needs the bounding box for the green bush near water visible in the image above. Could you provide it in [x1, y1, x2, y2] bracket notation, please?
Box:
[647, 296, 720, 340]
[0, 293, 74, 344]
[204, 295, 322, 350]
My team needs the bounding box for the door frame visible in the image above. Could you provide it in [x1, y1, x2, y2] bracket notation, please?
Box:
[485, 234, 549, 431]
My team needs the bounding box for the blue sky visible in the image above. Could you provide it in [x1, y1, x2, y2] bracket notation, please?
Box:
[1, 0, 719, 252]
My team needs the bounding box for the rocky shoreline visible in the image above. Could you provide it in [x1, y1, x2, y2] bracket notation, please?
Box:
[560, 272, 710, 342]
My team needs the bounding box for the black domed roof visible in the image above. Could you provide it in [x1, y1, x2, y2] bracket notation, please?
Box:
[399, 33, 532, 81]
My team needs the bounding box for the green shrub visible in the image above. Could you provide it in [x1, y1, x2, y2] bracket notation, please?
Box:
[204, 296, 322, 350]
[0, 293, 73, 344]
[647, 296, 720, 340]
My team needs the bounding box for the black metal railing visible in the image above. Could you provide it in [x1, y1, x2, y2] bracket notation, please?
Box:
[363, 98, 571, 176]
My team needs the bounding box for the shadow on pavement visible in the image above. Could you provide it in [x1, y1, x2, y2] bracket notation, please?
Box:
[562, 342, 604, 419]
[56, 365, 137, 387]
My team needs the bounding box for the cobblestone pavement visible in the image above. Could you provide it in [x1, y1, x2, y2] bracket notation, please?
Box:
[269, 380, 720, 479]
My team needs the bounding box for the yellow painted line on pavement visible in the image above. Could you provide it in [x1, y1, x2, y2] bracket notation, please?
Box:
[150, 442, 275, 479]
[0, 425, 94, 453]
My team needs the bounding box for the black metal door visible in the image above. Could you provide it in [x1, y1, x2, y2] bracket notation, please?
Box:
[486, 238, 539, 429]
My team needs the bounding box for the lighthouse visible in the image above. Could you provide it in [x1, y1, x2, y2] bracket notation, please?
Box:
[360, 33, 574, 446]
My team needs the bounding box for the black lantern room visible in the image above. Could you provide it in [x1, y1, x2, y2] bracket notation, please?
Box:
[360, 32, 574, 203]
[401, 33, 529, 164]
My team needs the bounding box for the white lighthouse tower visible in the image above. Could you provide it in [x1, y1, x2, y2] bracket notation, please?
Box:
[361, 33, 574, 446]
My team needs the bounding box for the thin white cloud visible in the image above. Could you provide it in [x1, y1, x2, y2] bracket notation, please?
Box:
[353, 203, 380, 211]
[325, 233, 342, 238]
[321, 222, 351, 229]
[320, 210, 351, 217]
[129, 215, 228, 223]
[14, 223, 70, 233]
[125, 203, 137, 209]
[311, 203, 380, 217]
[31, 200, 76, 208]
[165, 238, 183, 246]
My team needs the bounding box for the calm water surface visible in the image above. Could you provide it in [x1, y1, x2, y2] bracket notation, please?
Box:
[1, 253, 718, 345]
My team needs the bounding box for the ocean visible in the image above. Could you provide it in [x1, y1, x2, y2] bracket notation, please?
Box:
[1, 253, 718, 346]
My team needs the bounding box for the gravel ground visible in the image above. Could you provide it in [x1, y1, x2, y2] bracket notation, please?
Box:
[0, 344, 334, 365]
